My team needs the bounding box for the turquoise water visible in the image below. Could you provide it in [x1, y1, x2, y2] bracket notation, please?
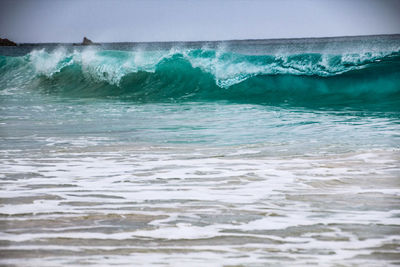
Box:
[1, 35, 400, 266]
[1, 37, 400, 108]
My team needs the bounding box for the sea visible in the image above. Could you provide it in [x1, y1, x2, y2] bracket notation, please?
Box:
[1, 35, 400, 266]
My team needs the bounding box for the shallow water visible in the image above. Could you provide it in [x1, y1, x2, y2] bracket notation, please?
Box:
[1, 36, 400, 266]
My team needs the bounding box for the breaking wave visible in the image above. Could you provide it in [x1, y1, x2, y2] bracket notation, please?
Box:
[1, 47, 400, 107]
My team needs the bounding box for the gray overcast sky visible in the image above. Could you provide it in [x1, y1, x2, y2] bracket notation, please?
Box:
[1, 0, 400, 43]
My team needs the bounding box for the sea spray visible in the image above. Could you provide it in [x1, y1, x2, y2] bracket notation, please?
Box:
[1, 46, 399, 107]
[1, 36, 400, 266]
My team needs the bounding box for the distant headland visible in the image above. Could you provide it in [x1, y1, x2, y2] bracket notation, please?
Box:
[0, 36, 101, 47]
[0, 38, 17, 46]
[73, 37, 99, 46]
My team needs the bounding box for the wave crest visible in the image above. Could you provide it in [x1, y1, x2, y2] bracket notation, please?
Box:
[15, 47, 400, 88]
[1, 46, 400, 108]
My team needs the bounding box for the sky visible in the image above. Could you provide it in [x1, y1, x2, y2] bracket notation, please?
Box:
[1, 0, 400, 43]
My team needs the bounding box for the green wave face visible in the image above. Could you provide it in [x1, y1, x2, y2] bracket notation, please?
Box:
[1, 46, 400, 109]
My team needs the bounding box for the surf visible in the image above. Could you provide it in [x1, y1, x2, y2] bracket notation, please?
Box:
[1, 45, 400, 108]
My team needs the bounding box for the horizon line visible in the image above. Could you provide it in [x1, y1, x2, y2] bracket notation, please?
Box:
[7, 33, 400, 45]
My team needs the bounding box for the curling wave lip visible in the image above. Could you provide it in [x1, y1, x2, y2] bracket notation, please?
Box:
[0, 47, 400, 107]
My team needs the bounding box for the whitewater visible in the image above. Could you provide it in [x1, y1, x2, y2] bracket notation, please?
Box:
[1, 35, 400, 266]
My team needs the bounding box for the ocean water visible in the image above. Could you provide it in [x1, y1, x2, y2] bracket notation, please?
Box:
[1, 35, 400, 266]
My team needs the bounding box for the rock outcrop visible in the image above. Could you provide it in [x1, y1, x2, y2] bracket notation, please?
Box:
[0, 38, 17, 46]
[82, 37, 94, 45]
